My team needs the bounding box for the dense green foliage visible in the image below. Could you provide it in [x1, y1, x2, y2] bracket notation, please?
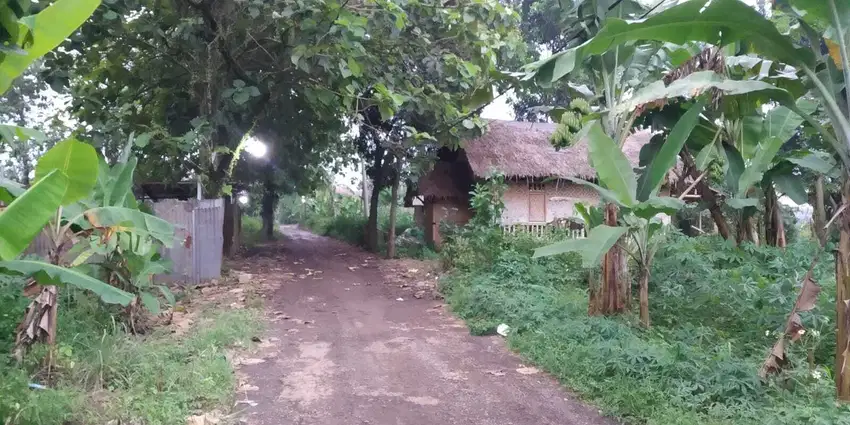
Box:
[0, 277, 260, 424]
[441, 229, 849, 424]
[280, 190, 432, 258]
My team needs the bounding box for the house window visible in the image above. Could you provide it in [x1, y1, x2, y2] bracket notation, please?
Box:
[529, 181, 545, 191]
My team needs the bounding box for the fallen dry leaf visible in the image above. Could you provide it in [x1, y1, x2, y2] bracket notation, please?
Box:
[237, 358, 266, 366]
[239, 384, 260, 392]
[186, 411, 223, 425]
[516, 367, 539, 375]
[760, 267, 822, 378]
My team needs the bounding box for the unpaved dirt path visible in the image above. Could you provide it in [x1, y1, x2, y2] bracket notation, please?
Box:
[235, 226, 616, 425]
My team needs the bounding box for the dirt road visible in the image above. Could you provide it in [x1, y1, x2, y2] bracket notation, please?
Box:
[235, 226, 615, 425]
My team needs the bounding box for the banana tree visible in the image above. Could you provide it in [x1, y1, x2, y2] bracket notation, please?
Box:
[522, 0, 689, 315]
[0, 137, 177, 356]
[533, 100, 705, 327]
[526, 0, 850, 399]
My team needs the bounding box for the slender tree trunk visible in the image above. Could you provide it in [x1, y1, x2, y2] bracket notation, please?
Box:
[836, 178, 850, 401]
[222, 196, 236, 256]
[261, 191, 276, 240]
[261, 167, 277, 240]
[639, 265, 650, 328]
[598, 203, 626, 315]
[328, 186, 336, 217]
[366, 147, 385, 252]
[361, 158, 370, 218]
[386, 157, 400, 259]
[709, 204, 733, 241]
[736, 213, 758, 245]
[814, 176, 828, 246]
[765, 184, 785, 248]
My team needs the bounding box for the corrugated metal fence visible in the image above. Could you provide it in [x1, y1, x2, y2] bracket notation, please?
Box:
[149, 199, 224, 285]
[25, 199, 225, 285]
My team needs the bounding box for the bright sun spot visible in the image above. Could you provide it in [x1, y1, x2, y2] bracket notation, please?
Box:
[244, 137, 267, 158]
[238, 194, 249, 205]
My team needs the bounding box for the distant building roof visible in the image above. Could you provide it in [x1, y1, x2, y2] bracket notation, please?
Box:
[464, 120, 651, 180]
[417, 120, 654, 200]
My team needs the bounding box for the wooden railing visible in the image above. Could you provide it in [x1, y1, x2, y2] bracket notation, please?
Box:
[501, 222, 585, 239]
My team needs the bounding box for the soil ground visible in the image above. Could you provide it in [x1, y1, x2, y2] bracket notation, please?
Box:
[232, 225, 616, 425]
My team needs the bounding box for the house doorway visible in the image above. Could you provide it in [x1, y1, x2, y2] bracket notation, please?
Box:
[528, 182, 546, 223]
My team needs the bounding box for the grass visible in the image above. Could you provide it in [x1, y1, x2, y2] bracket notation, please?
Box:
[440, 228, 850, 424]
[241, 215, 265, 247]
[0, 282, 262, 425]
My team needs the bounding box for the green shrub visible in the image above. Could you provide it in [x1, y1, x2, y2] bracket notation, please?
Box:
[0, 292, 260, 424]
[241, 215, 264, 247]
[294, 190, 419, 257]
[441, 229, 850, 424]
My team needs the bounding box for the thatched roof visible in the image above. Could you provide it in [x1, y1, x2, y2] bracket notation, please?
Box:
[464, 120, 652, 180]
[418, 160, 473, 200]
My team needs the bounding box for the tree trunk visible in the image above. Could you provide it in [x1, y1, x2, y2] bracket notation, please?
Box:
[736, 213, 758, 245]
[764, 184, 786, 248]
[598, 203, 626, 315]
[639, 265, 650, 328]
[366, 147, 385, 252]
[222, 196, 236, 256]
[386, 157, 400, 259]
[261, 167, 277, 240]
[261, 191, 277, 240]
[709, 203, 733, 241]
[361, 158, 370, 218]
[814, 176, 828, 246]
[680, 150, 733, 240]
[836, 178, 850, 401]
[329, 186, 336, 217]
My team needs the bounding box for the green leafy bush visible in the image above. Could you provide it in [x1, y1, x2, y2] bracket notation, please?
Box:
[0, 293, 260, 424]
[441, 229, 850, 424]
[290, 189, 421, 257]
[241, 215, 264, 247]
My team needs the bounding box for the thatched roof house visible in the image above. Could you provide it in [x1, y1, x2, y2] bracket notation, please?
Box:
[415, 119, 652, 247]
